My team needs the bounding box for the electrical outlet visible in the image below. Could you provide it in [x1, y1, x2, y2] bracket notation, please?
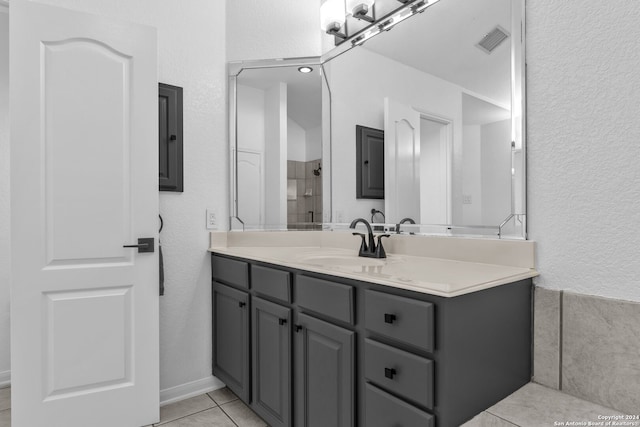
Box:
[463, 194, 473, 205]
[206, 209, 218, 230]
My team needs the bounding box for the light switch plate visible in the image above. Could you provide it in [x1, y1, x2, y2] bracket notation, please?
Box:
[206, 209, 218, 230]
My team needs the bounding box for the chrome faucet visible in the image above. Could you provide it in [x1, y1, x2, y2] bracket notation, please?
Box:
[349, 218, 390, 258]
[395, 217, 416, 234]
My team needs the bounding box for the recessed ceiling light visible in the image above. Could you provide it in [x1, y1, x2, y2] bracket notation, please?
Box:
[298, 66, 313, 74]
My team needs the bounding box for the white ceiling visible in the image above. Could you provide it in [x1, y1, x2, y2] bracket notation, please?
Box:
[362, 0, 512, 107]
[237, 65, 323, 130]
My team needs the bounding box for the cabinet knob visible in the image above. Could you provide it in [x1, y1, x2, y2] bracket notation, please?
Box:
[294, 325, 303, 332]
[384, 313, 396, 324]
[384, 367, 396, 379]
[238, 301, 246, 308]
[279, 318, 287, 326]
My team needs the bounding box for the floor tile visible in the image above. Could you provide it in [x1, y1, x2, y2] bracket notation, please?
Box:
[461, 411, 518, 427]
[487, 383, 623, 427]
[159, 407, 235, 427]
[207, 387, 238, 406]
[533, 287, 561, 389]
[156, 394, 217, 425]
[0, 387, 9, 411]
[220, 399, 267, 427]
[0, 409, 9, 427]
[562, 292, 640, 414]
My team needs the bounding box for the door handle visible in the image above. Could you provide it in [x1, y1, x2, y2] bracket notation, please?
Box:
[123, 238, 155, 253]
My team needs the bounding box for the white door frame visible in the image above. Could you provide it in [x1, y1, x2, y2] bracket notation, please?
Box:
[418, 111, 454, 225]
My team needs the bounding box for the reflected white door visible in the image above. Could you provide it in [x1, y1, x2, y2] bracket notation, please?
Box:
[10, 1, 158, 426]
[384, 98, 421, 223]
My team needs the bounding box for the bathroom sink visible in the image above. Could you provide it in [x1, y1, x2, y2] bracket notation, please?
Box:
[295, 254, 386, 267]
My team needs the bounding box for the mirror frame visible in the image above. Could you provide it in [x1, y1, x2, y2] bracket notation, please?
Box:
[228, 57, 326, 231]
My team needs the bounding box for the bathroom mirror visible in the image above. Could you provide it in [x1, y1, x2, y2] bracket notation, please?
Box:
[228, 58, 329, 231]
[323, 0, 526, 238]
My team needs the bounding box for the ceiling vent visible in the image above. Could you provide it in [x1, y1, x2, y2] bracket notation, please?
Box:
[476, 26, 509, 54]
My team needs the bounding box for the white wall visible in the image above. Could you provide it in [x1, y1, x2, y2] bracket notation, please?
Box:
[0, 9, 10, 383]
[325, 47, 463, 223]
[527, 1, 640, 302]
[462, 125, 482, 224]
[306, 125, 322, 161]
[237, 84, 266, 152]
[481, 119, 511, 226]
[226, 0, 320, 61]
[21, 0, 227, 394]
[287, 118, 307, 162]
[264, 83, 287, 227]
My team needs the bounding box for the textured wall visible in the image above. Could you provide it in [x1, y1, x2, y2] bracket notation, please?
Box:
[28, 0, 228, 392]
[527, 1, 640, 302]
[226, 0, 321, 61]
[0, 10, 10, 382]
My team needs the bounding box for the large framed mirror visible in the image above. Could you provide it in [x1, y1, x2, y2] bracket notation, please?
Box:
[322, 0, 526, 238]
[228, 58, 329, 231]
[229, 0, 526, 239]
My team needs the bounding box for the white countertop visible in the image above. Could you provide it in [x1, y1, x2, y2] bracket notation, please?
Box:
[209, 232, 538, 298]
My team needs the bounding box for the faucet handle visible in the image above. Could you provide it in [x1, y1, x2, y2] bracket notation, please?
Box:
[375, 234, 390, 258]
[352, 232, 368, 253]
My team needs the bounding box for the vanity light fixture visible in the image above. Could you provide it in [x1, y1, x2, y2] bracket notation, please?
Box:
[321, 0, 348, 39]
[298, 66, 314, 73]
[348, 0, 375, 23]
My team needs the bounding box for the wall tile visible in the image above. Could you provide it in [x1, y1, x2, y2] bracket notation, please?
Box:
[562, 292, 640, 414]
[287, 161, 295, 179]
[0, 387, 9, 411]
[295, 162, 305, 179]
[533, 287, 561, 389]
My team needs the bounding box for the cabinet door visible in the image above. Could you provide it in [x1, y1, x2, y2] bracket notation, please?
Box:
[356, 125, 384, 199]
[295, 313, 355, 427]
[252, 297, 291, 427]
[212, 282, 250, 402]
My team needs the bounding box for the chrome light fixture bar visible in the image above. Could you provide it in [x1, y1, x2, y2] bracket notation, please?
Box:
[321, 0, 441, 48]
[351, 0, 440, 46]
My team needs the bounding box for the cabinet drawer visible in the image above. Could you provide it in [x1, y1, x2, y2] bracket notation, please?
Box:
[211, 255, 249, 289]
[365, 339, 434, 409]
[365, 290, 434, 352]
[251, 265, 291, 303]
[296, 275, 354, 324]
[365, 383, 434, 427]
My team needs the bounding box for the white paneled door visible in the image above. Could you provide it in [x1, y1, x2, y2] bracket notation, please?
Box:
[384, 98, 421, 224]
[10, 1, 159, 426]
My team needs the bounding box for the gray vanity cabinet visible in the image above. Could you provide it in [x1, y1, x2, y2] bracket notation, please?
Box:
[251, 297, 291, 427]
[211, 253, 532, 427]
[294, 312, 355, 427]
[212, 281, 250, 402]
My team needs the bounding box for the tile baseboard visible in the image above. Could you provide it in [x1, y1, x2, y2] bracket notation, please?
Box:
[160, 375, 225, 407]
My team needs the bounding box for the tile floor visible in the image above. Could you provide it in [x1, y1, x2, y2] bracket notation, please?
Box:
[0, 386, 267, 427]
[0, 382, 626, 427]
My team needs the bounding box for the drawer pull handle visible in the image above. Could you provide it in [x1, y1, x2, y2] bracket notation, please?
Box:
[384, 367, 396, 379]
[384, 313, 396, 324]
[238, 301, 246, 308]
[294, 324, 303, 332]
[279, 318, 288, 326]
